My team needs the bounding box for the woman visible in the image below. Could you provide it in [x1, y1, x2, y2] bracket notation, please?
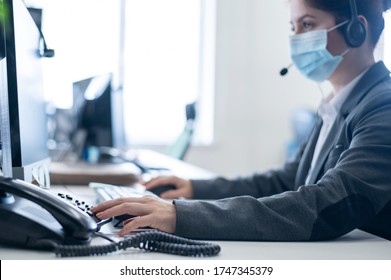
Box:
[92, 0, 391, 241]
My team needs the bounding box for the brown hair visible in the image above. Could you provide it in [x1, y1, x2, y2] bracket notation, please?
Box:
[304, 0, 391, 46]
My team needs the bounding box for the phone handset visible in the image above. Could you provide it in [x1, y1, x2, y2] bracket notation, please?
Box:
[0, 177, 97, 244]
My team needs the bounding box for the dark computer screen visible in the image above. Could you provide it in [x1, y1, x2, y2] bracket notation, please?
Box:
[0, 0, 50, 184]
[50, 73, 126, 162]
[75, 73, 115, 149]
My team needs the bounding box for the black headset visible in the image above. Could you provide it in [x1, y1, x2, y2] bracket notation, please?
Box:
[344, 0, 367, 47]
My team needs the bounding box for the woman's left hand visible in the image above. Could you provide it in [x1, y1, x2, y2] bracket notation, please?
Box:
[91, 196, 176, 237]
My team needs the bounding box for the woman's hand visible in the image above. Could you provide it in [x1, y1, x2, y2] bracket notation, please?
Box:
[144, 175, 193, 199]
[91, 196, 176, 237]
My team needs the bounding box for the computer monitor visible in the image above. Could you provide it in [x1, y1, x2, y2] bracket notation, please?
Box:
[50, 73, 126, 162]
[0, 0, 50, 186]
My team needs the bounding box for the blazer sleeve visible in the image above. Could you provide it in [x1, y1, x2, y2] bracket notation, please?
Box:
[174, 86, 391, 241]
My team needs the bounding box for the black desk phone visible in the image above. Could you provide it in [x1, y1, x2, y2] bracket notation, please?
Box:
[0, 176, 220, 257]
[0, 176, 104, 249]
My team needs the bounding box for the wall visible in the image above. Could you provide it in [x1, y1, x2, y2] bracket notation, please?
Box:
[185, 0, 321, 177]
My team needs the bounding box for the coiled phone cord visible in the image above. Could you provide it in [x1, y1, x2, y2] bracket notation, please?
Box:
[53, 230, 221, 257]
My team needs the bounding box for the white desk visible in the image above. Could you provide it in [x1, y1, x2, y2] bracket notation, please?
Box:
[1, 229, 390, 260]
[1, 183, 391, 260]
[1, 149, 390, 260]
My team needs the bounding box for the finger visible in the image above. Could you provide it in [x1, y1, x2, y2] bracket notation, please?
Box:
[95, 201, 150, 220]
[144, 176, 168, 188]
[91, 197, 145, 213]
[91, 198, 124, 213]
[145, 176, 176, 190]
[160, 189, 184, 199]
[118, 215, 154, 237]
[122, 218, 135, 226]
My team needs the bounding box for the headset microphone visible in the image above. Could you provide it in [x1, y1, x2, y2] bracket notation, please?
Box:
[280, 63, 293, 76]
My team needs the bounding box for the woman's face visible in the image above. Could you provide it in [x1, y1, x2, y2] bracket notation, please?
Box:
[290, 0, 348, 56]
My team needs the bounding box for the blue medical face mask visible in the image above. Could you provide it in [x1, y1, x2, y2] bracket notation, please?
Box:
[289, 21, 350, 82]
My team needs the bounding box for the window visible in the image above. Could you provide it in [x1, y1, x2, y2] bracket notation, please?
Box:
[25, 0, 216, 147]
[384, 11, 391, 69]
[24, 0, 121, 109]
[122, 0, 216, 146]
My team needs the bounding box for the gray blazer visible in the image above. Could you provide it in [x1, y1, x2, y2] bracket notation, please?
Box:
[174, 61, 391, 241]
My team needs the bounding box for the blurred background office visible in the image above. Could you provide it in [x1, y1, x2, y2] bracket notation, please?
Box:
[23, 0, 391, 177]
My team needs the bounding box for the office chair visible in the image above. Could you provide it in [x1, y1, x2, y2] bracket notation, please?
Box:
[165, 102, 197, 160]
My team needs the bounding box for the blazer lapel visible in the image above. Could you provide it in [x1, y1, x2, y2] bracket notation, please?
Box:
[306, 114, 345, 184]
[340, 61, 390, 115]
[294, 118, 322, 187]
[305, 61, 390, 184]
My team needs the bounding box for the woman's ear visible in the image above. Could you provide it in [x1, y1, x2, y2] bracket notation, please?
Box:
[357, 15, 369, 30]
[357, 15, 373, 47]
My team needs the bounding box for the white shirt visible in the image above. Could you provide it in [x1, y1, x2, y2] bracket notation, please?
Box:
[305, 70, 368, 185]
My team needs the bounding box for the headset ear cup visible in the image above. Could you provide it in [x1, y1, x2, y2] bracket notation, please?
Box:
[345, 18, 367, 48]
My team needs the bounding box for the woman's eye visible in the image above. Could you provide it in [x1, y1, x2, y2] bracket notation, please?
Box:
[302, 22, 314, 30]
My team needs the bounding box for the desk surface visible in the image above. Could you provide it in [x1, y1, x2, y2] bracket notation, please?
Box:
[1, 229, 390, 260]
[1, 149, 390, 260]
[134, 148, 215, 179]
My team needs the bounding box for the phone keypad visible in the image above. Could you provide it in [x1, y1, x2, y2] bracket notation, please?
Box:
[57, 193, 112, 229]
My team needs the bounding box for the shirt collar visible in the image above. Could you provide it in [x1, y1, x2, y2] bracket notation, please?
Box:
[330, 69, 368, 112]
[318, 68, 369, 122]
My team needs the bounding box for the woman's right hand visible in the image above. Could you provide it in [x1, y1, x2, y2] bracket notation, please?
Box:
[144, 175, 193, 199]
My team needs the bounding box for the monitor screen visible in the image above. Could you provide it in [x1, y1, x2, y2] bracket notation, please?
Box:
[75, 73, 115, 149]
[0, 0, 50, 186]
[50, 73, 126, 162]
